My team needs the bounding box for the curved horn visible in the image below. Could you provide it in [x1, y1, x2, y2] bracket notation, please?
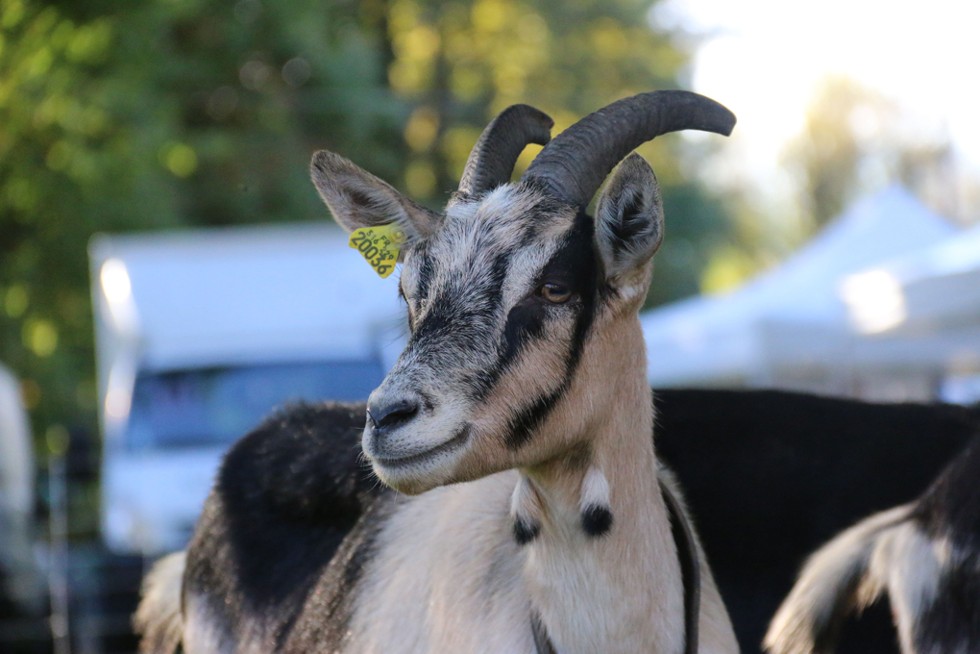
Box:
[455, 104, 554, 200]
[522, 91, 736, 208]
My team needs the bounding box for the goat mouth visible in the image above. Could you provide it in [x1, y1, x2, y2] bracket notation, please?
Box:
[371, 426, 471, 470]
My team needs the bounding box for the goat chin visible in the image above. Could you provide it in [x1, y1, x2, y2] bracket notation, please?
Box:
[134, 551, 186, 654]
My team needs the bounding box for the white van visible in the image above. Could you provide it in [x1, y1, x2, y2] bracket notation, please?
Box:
[89, 224, 402, 554]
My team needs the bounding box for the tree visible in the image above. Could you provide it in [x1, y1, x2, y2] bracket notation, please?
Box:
[783, 77, 958, 233]
[1, 0, 737, 467]
[381, 0, 691, 195]
[0, 0, 399, 452]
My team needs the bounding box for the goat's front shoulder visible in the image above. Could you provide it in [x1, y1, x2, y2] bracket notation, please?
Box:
[182, 401, 390, 652]
[318, 471, 537, 653]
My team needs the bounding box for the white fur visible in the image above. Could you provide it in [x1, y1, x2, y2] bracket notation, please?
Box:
[869, 524, 948, 654]
[579, 464, 611, 515]
[182, 591, 240, 654]
[134, 552, 186, 654]
[512, 473, 544, 533]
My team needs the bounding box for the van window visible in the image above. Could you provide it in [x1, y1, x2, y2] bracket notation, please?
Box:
[125, 360, 383, 451]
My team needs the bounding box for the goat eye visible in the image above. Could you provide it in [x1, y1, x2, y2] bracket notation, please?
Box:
[539, 282, 572, 304]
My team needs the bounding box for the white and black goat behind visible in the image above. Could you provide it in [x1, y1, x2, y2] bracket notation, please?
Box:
[764, 432, 980, 654]
[137, 91, 740, 653]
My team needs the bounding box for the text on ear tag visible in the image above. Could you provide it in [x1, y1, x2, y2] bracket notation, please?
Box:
[349, 224, 406, 279]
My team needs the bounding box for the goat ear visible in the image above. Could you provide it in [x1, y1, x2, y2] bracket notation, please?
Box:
[310, 150, 441, 242]
[594, 154, 664, 282]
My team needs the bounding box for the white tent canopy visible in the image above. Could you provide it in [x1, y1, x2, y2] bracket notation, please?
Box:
[840, 223, 980, 399]
[843, 222, 980, 335]
[642, 186, 958, 390]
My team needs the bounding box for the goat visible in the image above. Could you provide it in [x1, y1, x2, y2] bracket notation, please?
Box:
[764, 430, 980, 654]
[136, 91, 740, 653]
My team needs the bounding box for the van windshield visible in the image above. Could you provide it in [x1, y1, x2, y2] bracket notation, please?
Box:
[124, 359, 383, 451]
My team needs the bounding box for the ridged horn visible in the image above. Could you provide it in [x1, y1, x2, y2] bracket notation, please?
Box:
[522, 91, 735, 208]
[455, 104, 554, 200]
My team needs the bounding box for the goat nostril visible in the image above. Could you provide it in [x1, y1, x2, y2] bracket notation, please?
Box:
[368, 399, 420, 431]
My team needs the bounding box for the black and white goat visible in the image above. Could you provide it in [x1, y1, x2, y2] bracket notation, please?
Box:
[764, 430, 980, 654]
[136, 388, 980, 653]
[135, 92, 740, 653]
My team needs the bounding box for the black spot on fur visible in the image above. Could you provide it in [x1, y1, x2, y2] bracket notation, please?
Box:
[501, 299, 546, 363]
[513, 517, 541, 545]
[410, 248, 508, 368]
[581, 504, 613, 537]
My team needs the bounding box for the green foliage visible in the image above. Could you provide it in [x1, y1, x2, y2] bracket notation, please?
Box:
[0, 0, 737, 456]
[646, 183, 733, 308]
[0, 0, 400, 447]
[783, 76, 957, 236]
[382, 0, 691, 197]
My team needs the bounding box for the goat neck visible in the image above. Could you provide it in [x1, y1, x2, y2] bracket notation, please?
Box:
[514, 315, 683, 654]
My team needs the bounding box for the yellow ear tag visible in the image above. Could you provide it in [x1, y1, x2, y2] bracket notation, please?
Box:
[349, 224, 406, 279]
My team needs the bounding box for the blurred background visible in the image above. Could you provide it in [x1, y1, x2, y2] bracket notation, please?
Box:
[1, 0, 978, 651]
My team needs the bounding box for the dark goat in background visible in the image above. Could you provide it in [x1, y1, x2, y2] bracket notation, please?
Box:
[653, 389, 980, 653]
[764, 429, 980, 654]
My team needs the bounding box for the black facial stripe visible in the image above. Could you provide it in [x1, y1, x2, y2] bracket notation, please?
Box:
[504, 385, 567, 450]
[435, 247, 512, 398]
[513, 517, 540, 545]
[516, 208, 550, 248]
[402, 203, 602, 452]
[505, 212, 601, 449]
[414, 246, 434, 301]
[548, 210, 599, 373]
[476, 210, 602, 401]
[499, 300, 546, 371]
[408, 248, 510, 371]
[473, 211, 602, 450]
[412, 289, 473, 355]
